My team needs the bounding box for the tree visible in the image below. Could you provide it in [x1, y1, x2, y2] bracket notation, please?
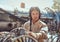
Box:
[52, 0, 60, 11]
[14, 8, 18, 15]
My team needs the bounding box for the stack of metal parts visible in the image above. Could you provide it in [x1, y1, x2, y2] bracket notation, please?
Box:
[0, 27, 38, 42]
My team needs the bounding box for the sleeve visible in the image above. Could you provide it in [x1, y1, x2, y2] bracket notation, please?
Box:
[23, 21, 30, 31]
[23, 21, 30, 28]
[35, 22, 48, 39]
[23, 22, 27, 31]
[23, 22, 27, 28]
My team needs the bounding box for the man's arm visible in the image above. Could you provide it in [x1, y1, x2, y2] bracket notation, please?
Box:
[35, 26, 48, 39]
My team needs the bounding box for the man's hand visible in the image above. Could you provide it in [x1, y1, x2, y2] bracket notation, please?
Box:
[26, 31, 36, 39]
[29, 32, 36, 38]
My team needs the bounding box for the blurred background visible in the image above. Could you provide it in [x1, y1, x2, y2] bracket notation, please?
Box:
[0, 0, 60, 32]
[0, 0, 60, 42]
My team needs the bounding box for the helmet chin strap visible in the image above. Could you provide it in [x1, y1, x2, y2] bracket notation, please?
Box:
[32, 19, 39, 24]
[30, 19, 39, 31]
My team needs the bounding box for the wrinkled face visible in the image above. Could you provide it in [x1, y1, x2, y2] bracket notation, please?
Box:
[31, 10, 39, 21]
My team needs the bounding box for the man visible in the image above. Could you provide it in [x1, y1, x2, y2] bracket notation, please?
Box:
[24, 7, 48, 42]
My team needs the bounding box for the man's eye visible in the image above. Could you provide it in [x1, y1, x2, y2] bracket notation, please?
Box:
[32, 13, 35, 15]
[36, 13, 38, 14]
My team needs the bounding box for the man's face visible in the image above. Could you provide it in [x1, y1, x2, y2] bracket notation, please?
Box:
[31, 10, 39, 21]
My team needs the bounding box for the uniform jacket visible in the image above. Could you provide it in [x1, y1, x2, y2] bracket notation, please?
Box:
[24, 20, 48, 42]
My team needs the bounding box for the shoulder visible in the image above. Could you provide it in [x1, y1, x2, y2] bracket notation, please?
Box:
[39, 20, 47, 27]
[24, 20, 30, 26]
[39, 20, 46, 26]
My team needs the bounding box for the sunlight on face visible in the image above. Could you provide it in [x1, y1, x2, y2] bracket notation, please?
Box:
[31, 10, 39, 21]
